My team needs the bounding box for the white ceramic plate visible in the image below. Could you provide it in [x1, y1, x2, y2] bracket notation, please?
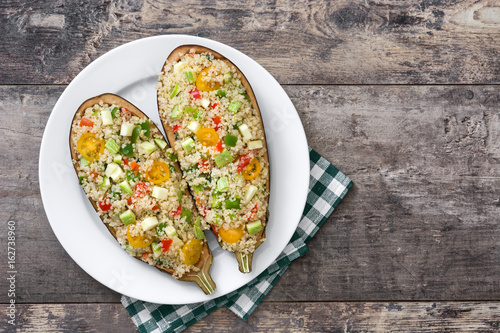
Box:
[39, 35, 309, 304]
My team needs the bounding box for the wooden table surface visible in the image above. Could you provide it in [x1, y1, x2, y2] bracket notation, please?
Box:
[2, 0, 500, 331]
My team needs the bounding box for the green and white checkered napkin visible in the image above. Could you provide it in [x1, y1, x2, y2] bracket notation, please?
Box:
[122, 147, 353, 333]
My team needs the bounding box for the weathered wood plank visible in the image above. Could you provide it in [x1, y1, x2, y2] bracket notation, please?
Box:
[1, 0, 500, 85]
[1, 85, 500, 303]
[9, 302, 500, 332]
[10, 303, 137, 333]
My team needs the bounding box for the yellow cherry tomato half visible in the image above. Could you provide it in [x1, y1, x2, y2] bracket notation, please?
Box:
[219, 226, 244, 243]
[77, 133, 105, 162]
[196, 128, 219, 147]
[242, 159, 262, 180]
[181, 239, 203, 265]
[196, 67, 221, 92]
[127, 224, 153, 248]
[145, 161, 170, 184]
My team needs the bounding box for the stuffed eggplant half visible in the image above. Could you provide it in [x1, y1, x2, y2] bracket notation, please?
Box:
[156, 46, 270, 273]
[70, 93, 215, 294]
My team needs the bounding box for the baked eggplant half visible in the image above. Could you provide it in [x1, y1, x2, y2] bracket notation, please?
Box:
[70, 93, 215, 294]
[156, 45, 270, 273]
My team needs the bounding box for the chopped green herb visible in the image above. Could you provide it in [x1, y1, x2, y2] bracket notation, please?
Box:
[184, 106, 198, 113]
[193, 111, 204, 121]
[228, 101, 242, 113]
[181, 208, 192, 223]
[111, 107, 119, 118]
[184, 70, 195, 84]
[169, 83, 180, 98]
[126, 170, 140, 182]
[78, 176, 87, 186]
[192, 184, 205, 193]
[216, 90, 226, 98]
[156, 222, 167, 236]
[120, 144, 134, 157]
[131, 125, 141, 143]
[140, 121, 151, 137]
[232, 120, 243, 130]
[171, 105, 181, 119]
[240, 92, 250, 102]
[166, 152, 178, 162]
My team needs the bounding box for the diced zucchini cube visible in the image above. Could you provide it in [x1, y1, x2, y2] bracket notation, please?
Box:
[217, 177, 229, 192]
[105, 163, 124, 181]
[120, 123, 135, 136]
[154, 138, 168, 150]
[247, 220, 263, 235]
[141, 216, 159, 231]
[139, 141, 157, 154]
[238, 123, 253, 141]
[243, 185, 258, 204]
[101, 110, 113, 126]
[120, 209, 136, 225]
[152, 186, 169, 200]
[201, 98, 210, 109]
[100, 176, 111, 189]
[182, 138, 195, 153]
[187, 121, 200, 134]
[248, 140, 263, 149]
[119, 180, 133, 195]
[165, 225, 177, 238]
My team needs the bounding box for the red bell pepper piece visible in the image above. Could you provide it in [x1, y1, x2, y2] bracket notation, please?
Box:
[98, 198, 112, 211]
[237, 154, 252, 173]
[189, 88, 201, 100]
[80, 118, 93, 127]
[172, 204, 182, 216]
[161, 239, 173, 252]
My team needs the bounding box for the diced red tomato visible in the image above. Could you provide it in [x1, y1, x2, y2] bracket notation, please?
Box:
[161, 239, 173, 252]
[212, 225, 219, 235]
[245, 204, 258, 220]
[130, 161, 140, 175]
[142, 252, 152, 261]
[80, 118, 94, 128]
[237, 154, 252, 173]
[123, 158, 129, 166]
[215, 141, 223, 152]
[134, 182, 150, 197]
[121, 107, 131, 120]
[173, 124, 181, 132]
[189, 88, 201, 100]
[152, 203, 159, 210]
[127, 197, 133, 206]
[211, 102, 219, 109]
[172, 204, 182, 216]
[200, 206, 210, 217]
[198, 159, 210, 172]
[212, 116, 221, 131]
[98, 198, 112, 211]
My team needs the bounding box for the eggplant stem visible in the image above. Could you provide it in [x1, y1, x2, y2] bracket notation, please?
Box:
[187, 259, 216, 294]
[236, 252, 252, 273]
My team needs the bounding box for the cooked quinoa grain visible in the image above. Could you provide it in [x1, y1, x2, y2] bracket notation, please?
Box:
[71, 100, 208, 278]
[157, 50, 269, 254]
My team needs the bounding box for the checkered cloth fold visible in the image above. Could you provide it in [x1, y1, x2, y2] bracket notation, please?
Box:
[122, 147, 353, 333]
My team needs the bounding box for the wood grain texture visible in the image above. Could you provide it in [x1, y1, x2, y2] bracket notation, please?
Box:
[1, 0, 500, 85]
[1, 84, 499, 303]
[9, 302, 500, 332]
